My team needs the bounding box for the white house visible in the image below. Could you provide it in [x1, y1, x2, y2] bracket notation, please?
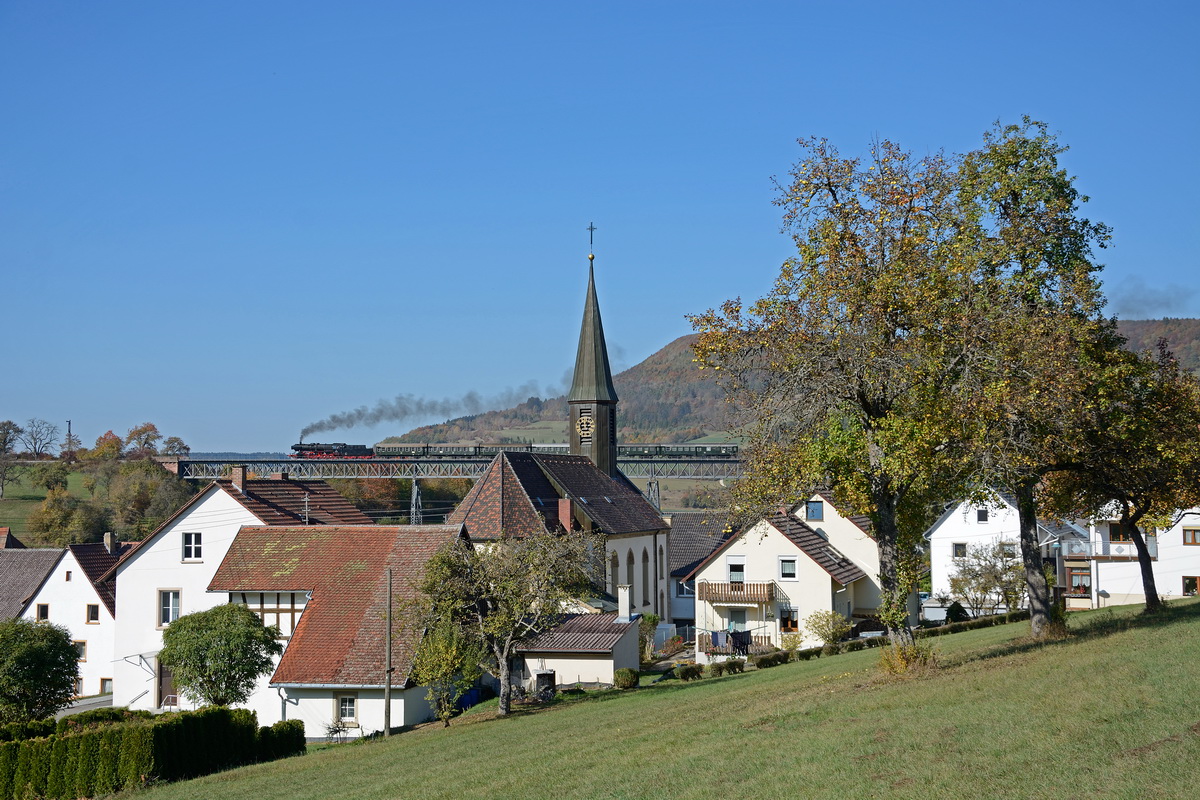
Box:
[514, 588, 640, 689]
[925, 493, 1091, 617]
[208, 524, 464, 738]
[665, 511, 737, 630]
[102, 468, 370, 712]
[18, 537, 129, 698]
[1058, 509, 1200, 608]
[686, 495, 892, 663]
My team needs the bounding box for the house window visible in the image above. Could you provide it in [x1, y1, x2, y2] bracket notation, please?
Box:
[977, 509, 989, 523]
[336, 694, 358, 726]
[86, 604, 100, 624]
[73, 678, 83, 696]
[1184, 577, 1199, 597]
[100, 678, 113, 694]
[999, 542, 1017, 559]
[779, 558, 797, 580]
[1067, 567, 1091, 596]
[182, 532, 202, 561]
[36, 604, 49, 622]
[1184, 529, 1200, 546]
[65, 570, 72, 582]
[1109, 523, 1133, 542]
[728, 608, 747, 632]
[780, 607, 798, 633]
[676, 579, 694, 598]
[952, 543, 967, 559]
[805, 501, 824, 521]
[728, 558, 745, 584]
[158, 590, 181, 627]
[74, 641, 87, 661]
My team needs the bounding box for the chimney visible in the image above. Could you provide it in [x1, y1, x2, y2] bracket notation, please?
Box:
[231, 465, 247, 492]
[617, 585, 632, 622]
[271, 471, 289, 481]
[104, 531, 117, 555]
[558, 498, 573, 532]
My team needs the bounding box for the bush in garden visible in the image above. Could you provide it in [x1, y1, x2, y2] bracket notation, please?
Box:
[677, 665, 703, 681]
[613, 668, 639, 689]
[725, 658, 745, 674]
[708, 662, 726, 678]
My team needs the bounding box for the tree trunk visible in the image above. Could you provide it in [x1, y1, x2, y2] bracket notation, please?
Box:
[1126, 519, 1162, 613]
[871, 485, 915, 647]
[495, 645, 512, 717]
[1013, 480, 1052, 638]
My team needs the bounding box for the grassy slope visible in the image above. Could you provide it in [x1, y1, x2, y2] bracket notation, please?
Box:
[138, 601, 1200, 800]
[0, 471, 90, 545]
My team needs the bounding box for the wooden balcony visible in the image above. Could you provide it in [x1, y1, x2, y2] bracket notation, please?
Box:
[696, 581, 775, 604]
[698, 632, 774, 656]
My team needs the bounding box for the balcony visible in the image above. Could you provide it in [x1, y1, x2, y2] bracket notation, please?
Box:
[695, 581, 776, 604]
[698, 632, 775, 656]
[1059, 537, 1157, 560]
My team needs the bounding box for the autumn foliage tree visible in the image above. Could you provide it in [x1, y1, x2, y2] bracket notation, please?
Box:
[692, 137, 982, 644]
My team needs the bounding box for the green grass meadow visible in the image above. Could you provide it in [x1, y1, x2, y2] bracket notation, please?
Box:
[133, 601, 1200, 800]
[0, 470, 90, 544]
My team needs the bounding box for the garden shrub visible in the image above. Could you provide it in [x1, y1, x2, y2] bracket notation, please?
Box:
[0, 719, 55, 743]
[945, 601, 971, 623]
[878, 641, 937, 675]
[725, 658, 745, 674]
[796, 647, 822, 661]
[843, 639, 866, 652]
[708, 662, 726, 678]
[677, 665, 703, 681]
[267, 720, 305, 759]
[613, 668, 639, 689]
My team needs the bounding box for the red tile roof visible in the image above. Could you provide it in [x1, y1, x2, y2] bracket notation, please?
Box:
[99, 476, 371, 582]
[69, 542, 131, 615]
[209, 524, 465, 688]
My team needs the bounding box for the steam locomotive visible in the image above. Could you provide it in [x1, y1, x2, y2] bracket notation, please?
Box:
[289, 442, 739, 459]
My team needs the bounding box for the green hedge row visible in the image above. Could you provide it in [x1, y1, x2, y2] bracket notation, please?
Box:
[916, 609, 1031, 638]
[0, 708, 305, 799]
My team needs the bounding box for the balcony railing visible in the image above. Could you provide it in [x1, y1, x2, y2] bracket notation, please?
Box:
[1059, 537, 1157, 559]
[698, 633, 774, 656]
[695, 581, 775, 604]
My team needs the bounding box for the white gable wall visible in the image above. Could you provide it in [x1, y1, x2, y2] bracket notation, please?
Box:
[112, 487, 262, 710]
[693, 520, 843, 661]
[21, 550, 116, 698]
[927, 498, 1022, 600]
[802, 496, 882, 611]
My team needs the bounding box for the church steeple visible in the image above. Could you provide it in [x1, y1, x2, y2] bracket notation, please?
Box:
[568, 252, 619, 477]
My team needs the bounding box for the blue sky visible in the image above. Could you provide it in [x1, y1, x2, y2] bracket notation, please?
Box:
[3, 2, 1197, 453]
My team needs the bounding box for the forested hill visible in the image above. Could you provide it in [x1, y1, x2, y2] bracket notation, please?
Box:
[389, 335, 728, 444]
[386, 318, 1200, 444]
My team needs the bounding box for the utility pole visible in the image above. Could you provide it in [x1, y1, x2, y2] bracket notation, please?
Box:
[384, 567, 393, 737]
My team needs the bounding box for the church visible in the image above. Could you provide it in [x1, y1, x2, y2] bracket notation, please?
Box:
[447, 252, 673, 619]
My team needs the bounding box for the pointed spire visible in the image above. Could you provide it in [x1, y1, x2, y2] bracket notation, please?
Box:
[568, 259, 619, 404]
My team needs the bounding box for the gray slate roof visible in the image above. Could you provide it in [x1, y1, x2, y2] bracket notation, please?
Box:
[567, 263, 618, 404]
[516, 612, 637, 654]
[668, 511, 738, 578]
[0, 549, 63, 618]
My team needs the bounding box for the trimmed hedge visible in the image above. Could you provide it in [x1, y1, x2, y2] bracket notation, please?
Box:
[677, 665, 703, 681]
[0, 706, 306, 799]
[916, 609, 1030, 639]
[752, 651, 790, 669]
[725, 658, 745, 674]
[613, 668, 639, 690]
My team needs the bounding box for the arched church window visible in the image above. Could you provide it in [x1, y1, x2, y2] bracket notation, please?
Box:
[642, 549, 650, 606]
[610, 552, 619, 596]
[626, 551, 635, 606]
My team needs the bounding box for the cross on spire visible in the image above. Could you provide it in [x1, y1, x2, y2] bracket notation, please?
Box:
[587, 221, 597, 253]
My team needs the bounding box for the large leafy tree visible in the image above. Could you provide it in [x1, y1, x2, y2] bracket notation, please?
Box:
[956, 118, 1112, 637]
[0, 421, 25, 500]
[158, 603, 283, 707]
[0, 619, 79, 723]
[692, 137, 982, 643]
[420, 528, 606, 716]
[1042, 343, 1200, 613]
